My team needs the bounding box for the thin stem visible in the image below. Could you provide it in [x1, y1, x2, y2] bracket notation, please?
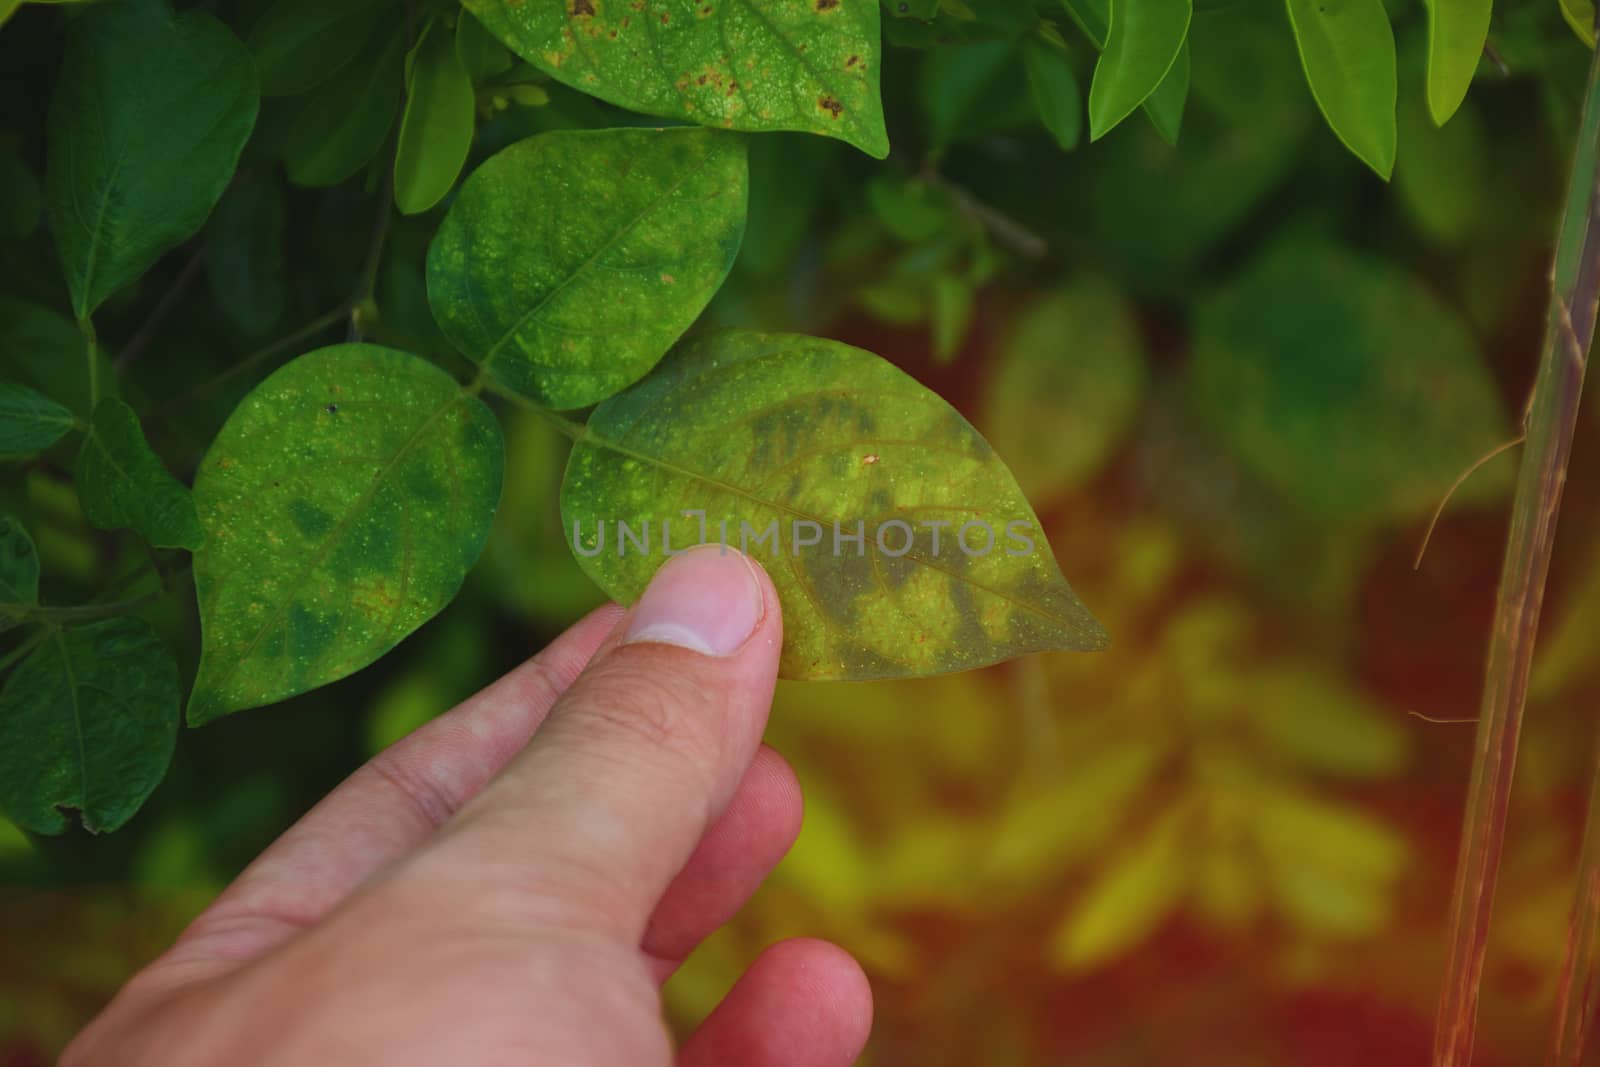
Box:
[1432, 31, 1600, 1067]
[485, 381, 588, 443]
[1549, 727, 1600, 1066]
[0, 626, 49, 673]
[351, 169, 395, 343]
[116, 244, 207, 371]
[0, 589, 162, 627]
[151, 305, 351, 419]
[79, 315, 100, 410]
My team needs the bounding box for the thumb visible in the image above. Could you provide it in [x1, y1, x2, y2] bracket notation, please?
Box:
[415, 544, 783, 939]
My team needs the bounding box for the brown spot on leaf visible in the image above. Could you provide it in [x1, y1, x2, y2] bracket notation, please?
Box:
[661, 273, 676, 284]
[816, 0, 839, 9]
[819, 94, 843, 118]
[846, 54, 859, 68]
[571, 0, 594, 15]
[862, 454, 879, 465]
[660, 9, 670, 22]
[697, 74, 708, 85]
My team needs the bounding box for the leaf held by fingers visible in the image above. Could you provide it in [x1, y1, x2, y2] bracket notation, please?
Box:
[560, 330, 1108, 680]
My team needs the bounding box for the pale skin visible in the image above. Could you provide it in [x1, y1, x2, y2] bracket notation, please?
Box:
[64, 546, 873, 1066]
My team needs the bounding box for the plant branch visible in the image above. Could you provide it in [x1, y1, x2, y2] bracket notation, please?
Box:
[150, 305, 351, 419]
[116, 243, 206, 371]
[0, 589, 163, 627]
[79, 315, 100, 410]
[1432, 32, 1600, 1067]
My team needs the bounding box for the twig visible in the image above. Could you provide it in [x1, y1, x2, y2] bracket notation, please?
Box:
[116, 244, 206, 371]
[1433, 26, 1600, 1067]
[350, 167, 396, 342]
[0, 589, 163, 627]
[924, 172, 1049, 260]
[150, 305, 351, 419]
[486, 380, 588, 443]
[1413, 434, 1526, 571]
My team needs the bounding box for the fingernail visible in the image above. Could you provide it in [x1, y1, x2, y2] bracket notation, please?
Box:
[623, 545, 765, 657]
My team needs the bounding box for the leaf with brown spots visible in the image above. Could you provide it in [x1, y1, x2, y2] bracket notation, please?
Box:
[561, 330, 1108, 680]
[462, 0, 889, 157]
[188, 345, 502, 724]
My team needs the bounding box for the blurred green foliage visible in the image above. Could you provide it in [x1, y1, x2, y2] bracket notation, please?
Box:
[2, 0, 1599, 1063]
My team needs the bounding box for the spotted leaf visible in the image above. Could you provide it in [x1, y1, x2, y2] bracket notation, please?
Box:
[461, 0, 889, 158]
[188, 345, 502, 724]
[560, 330, 1108, 680]
[426, 127, 747, 411]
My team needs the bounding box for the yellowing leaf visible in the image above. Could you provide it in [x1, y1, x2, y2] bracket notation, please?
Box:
[1050, 804, 1190, 970]
[981, 278, 1146, 506]
[561, 330, 1108, 680]
[189, 345, 502, 724]
[426, 128, 747, 410]
[462, 0, 889, 158]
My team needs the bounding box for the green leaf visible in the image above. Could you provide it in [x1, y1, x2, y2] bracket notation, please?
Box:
[1422, 0, 1490, 124]
[283, 27, 405, 188]
[394, 22, 477, 216]
[0, 618, 179, 834]
[1284, 0, 1397, 178]
[1062, 0, 1109, 47]
[1395, 86, 1487, 245]
[1187, 240, 1511, 524]
[462, 0, 889, 158]
[1088, 0, 1192, 141]
[1022, 38, 1083, 150]
[980, 279, 1146, 505]
[561, 330, 1108, 680]
[426, 127, 748, 411]
[455, 9, 513, 80]
[205, 169, 289, 337]
[188, 345, 503, 724]
[0, 381, 75, 454]
[1141, 39, 1189, 144]
[1050, 805, 1190, 970]
[0, 297, 115, 418]
[1561, 0, 1596, 47]
[919, 40, 1033, 151]
[247, 0, 385, 98]
[45, 0, 260, 318]
[930, 273, 974, 363]
[0, 146, 40, 240]
[75, 398, 203, 550]
[0, 516, 39, 606]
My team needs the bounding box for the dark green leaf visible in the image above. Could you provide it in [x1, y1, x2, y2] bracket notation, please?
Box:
[1141, 40, 1188, 144]
[426, 127, 747, 410]
[981, 279, 1146, 505]
[75, 398, 203, 550]
[188, 345, 503, 724]
[919, 40, 1032, 150]
[0, 618, 179, 834]
[247, 0, 385, 98]
[1422, 0, 1490, 125]
[1088, 0, 1191, 141]
[455, 9, 513, 81]
[561, 330, 1108, 680]
[45, 0, 259, 319]
[0, 297, 114, 417]
[1062, 0, 1110, 48]
[1022, 39, 1083, 150]
[0, 516, 39, 606]
[0, 381, 75, 454]
[394, 21, 477, 215]
[1188, 240, 1511, 523]
[462, 0, 889, 158]
[205, 170, 289, 337]
[1285, 0, 1397, 177]
[284, 27, 405, 188]
[0, 147, 40, 239]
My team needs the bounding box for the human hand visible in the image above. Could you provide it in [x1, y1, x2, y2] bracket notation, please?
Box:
[64, 546, 871, 1066]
